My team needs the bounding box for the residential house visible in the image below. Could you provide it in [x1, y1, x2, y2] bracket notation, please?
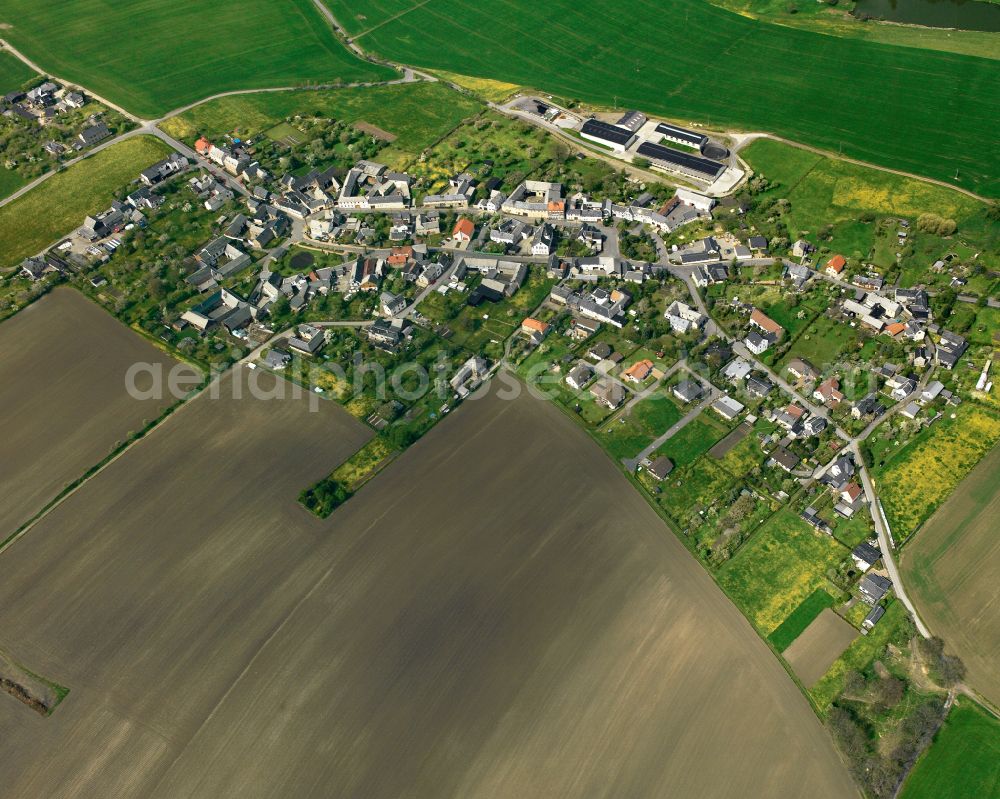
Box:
[786, 358, 818, 383]
[452, 217, 475, 242]
[665, 300, 705, 334]
[858, 574, 892, 605]
[590, 378, 625, 409]
[851, 542, 881, 572]
[673, 379, 703, 404]
[712, 395, 744, 421]
[824, 254, 847, 277]
[623, 359, 654, 384]
[521, 317, 550, 342]
[566, 361, 595, 390]
[770, 446, 800, 473]
[644, 456, 674, 481]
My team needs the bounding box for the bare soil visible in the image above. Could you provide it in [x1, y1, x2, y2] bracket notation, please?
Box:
[0, 380, 855, 798]
[783, 608, 859, 688]
[0, 288, 181, 539]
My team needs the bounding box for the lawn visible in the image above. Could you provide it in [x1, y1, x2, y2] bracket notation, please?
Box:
[161, 82, 482, 168]
[717, 508, 847, 635]
[0, 167, 27, 199]
[875, 405, 1000, 540]
[779, 314, 863, 373]
[0, 50, 37, 94]
[0, 135, 174, 267]
[655, 413, 727, 467]
[329, 0, 1000, 195]
[767, 588, 836, 652]
[597, 392, 682, 461]
[0, 0, 394, 118]
[899, 701, 1000, 799]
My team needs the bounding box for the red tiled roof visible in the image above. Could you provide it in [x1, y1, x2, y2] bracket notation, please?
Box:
[453, 218, 474, 238]
[750, 308, 783, 335]
[826, 254, 847, 273]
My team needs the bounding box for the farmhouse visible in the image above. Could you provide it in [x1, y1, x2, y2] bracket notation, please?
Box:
[935, 330, 968, 370]
[502, 180, 564, 219]
[749, 308, 783, 338]
[450, 356, 489, 398]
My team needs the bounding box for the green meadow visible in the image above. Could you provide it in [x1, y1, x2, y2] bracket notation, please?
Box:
[0, 0, 394, 117]
[160, 82, 482, 166]
[0, 50, 37, 94]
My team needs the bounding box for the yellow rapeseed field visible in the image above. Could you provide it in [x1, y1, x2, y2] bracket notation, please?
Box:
[878, 407, 1000, 539]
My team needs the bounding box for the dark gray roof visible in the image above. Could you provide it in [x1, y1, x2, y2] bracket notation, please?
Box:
[654, 122, 706, 148]
[639, 140, 726, 179]
[580, 118, 635, 147]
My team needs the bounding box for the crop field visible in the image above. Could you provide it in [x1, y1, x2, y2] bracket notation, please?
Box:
[0, 51, 36, 94]
[326, 0, 1000, 195]
[0, 367, 372, 797]
[0, 288, 181, 540]
[717, 508, 846, 635]
[0, 382, 856, 798]
[0, 0, 393, 118]
[899, 700, 1000, 799]
[161, 82, 482, 168]
[901, 444, 1000, 709]
[782, 609, 858, 689]
[0, 135, 173, 268]
[876, 406, 1000, 540]
[768, 588, 836, 652]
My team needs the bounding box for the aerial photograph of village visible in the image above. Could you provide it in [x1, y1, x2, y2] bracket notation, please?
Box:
[0, 0, 996, 796]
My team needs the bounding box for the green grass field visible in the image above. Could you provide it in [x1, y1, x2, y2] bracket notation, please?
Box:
[598, 392, 682, 461]
[655, 414, 727, 466]
[161, 82, 482, 167]
[0, 0, 394, 118]
[899, 701, 1000, 799]
[742, 138, 995, 241]
[326, 0, 1000, 196]
[0, 50, 37, 94]
[0, 136, 173, 267]
[768, 588, 836, 652]
[717, 508, 846, 635]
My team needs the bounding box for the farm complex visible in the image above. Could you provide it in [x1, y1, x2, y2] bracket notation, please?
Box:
[0, 0, 997, 796]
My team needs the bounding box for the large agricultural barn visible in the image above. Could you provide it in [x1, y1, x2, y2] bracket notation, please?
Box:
[580, 118, 637, 152]
[636, 140, 725, 181]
